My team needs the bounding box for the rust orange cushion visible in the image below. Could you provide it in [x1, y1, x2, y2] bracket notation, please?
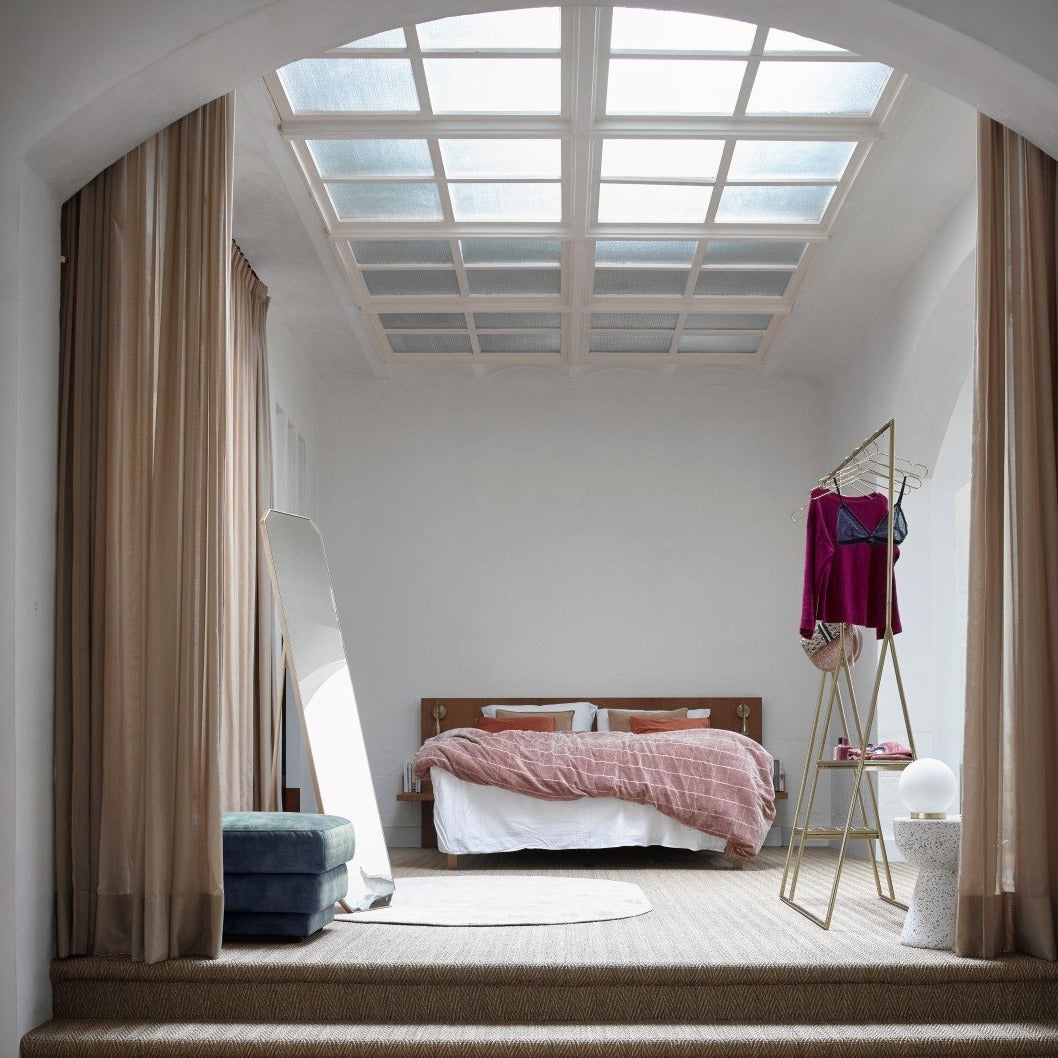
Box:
[604, 707, 688, 732]
[495, 708, 575, 732]
[629, 715, 712, 734]
[476, 716, 557, 733]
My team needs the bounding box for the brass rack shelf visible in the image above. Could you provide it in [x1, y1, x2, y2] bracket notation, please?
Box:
[793, 826, 882, 839]
[779, 419, 921, 931]
[815, 759, 913, 770]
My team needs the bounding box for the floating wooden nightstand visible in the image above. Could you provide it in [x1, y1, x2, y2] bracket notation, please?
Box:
[397, 783, 436, 848]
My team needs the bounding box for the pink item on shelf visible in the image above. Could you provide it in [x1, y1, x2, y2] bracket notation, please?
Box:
[846, 741, 913, 762]
[871, 740, 913, 760]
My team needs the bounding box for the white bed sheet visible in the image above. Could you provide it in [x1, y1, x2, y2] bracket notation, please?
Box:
[430, 766, 727, 856]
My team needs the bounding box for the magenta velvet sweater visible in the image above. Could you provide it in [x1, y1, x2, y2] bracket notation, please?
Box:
[800, 488, 901, 639]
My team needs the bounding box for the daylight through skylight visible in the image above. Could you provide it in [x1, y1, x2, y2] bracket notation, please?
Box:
[268, 7, 901, 366]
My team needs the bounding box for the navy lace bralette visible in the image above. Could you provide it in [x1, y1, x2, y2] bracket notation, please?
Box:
[835, 477, 908, 546]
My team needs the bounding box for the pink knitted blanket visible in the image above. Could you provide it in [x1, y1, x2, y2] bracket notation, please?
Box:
[414, 728, 776, 861]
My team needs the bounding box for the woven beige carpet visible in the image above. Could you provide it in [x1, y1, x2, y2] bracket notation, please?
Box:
[26, 848, 1058, 1057]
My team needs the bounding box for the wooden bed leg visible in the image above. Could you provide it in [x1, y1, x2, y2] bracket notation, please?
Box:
[446, 853, 460, 870]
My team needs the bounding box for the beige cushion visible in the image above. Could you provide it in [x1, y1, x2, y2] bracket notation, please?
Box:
[602, 707, 688, 733]
[495, 708, 575, 733]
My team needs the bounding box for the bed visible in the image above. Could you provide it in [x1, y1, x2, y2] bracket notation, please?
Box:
[411, 697, 775, 867]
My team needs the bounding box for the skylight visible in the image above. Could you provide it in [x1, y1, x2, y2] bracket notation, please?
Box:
[268, 7, 901, 366]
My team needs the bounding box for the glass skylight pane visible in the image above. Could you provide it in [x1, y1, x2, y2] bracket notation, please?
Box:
[380, 312, 466, 329]
[685, 312, 773, 329]
[327, 182, 443, 221]
[595, 241, 697, 266]
[703, 240, 806, 266]
[449, 182, 561, 222]
[479, 332, 562, 353]
[341, 29, 407, 49]
[467, 269, 561, 295]
[598, 183, 711, 224]
[462, 239, 562, 265]
[309, 139, 433, 178]
[475, 312, 562, 328]
[363, 270, 460, 296]
[591, 312, 679, 329]
[715, 184, 834, 224]
[388, 333, 472, 353]
[678, 334, 761, 354]
[590, 332, 672, 353]
[609, 9, 756, 53]
[278, 58, 419, 113]
[351, 240, 452, 265]
[417, 8, 560, 50]
[606, 60, 744, 115]
[594, 269, 687, 296]
[765, 29, 846, 53]
[695, 270, 792, 296]
[728, 140, 856, 181]
[748, 61, 891, 115]
[439, 139, 561, 178]
[600, 139, 724, 180]
[424, 58, 561, 113]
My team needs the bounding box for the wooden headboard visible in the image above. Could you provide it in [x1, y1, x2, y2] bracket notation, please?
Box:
[419, 697, 763, 745]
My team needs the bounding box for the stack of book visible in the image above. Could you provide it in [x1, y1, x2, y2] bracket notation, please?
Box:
[402, 761, 421, 795]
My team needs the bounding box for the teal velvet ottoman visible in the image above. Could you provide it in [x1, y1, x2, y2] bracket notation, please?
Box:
[222, 812, 355, 939]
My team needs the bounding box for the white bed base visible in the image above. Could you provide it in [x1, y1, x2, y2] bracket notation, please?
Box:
[430, 766, 727, 859]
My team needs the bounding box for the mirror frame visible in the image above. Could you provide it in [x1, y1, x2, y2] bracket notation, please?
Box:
[260, 509, 394, 911]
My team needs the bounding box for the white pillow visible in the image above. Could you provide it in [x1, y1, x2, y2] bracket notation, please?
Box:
[596, 706, 711, 732]
[481, 701, 596, 733]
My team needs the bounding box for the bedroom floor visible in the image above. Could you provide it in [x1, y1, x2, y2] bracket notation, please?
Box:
[372, 845, 949, 969]
[30, 847, 1058, 1056]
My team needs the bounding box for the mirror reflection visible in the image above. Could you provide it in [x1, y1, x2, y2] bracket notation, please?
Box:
[261, 509, 394, 910]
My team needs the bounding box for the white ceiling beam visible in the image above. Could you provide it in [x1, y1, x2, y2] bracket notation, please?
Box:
[328, 223, 830, 239]
[282, 117, 881, 140]
[566, 5, 606, 369]
[363, 295, 790, 313]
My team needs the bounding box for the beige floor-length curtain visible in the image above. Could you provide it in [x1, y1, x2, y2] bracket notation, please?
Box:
[224, 244, 280, 812]
[55, 95, 234, 962]
[958, 115, 1058, 961]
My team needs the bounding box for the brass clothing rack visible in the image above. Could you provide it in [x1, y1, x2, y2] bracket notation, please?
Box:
[780, 419, 924, 928]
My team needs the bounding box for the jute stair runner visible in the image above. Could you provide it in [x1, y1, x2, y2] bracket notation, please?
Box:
[22, 1020, 1058, 1057]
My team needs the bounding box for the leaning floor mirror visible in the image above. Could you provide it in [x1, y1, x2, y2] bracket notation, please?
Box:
[261, 509, 394, 911]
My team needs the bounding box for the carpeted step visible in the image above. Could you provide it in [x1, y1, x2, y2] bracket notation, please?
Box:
[50, 958, 1058, 1027]
[20, 1019, 1058, 1057]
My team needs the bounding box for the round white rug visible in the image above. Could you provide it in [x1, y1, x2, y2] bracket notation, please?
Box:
[335, 875, 652, 926]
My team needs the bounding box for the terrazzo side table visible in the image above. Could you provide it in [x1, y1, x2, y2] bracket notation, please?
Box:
[892, 815, 961, 950]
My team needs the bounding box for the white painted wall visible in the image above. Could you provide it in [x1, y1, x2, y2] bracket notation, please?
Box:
[265, 316, 321, 807]
[268, 317, 318, 517]
[14, 164, 61, 1045]
[2, 2, 1057, 1055]
[315, 371, 826, 846]
[0, 161, 62, 1053]
[823, 191, 976, 842]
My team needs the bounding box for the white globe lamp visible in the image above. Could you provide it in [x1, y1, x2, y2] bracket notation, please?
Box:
[898, 758, 958, 819]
